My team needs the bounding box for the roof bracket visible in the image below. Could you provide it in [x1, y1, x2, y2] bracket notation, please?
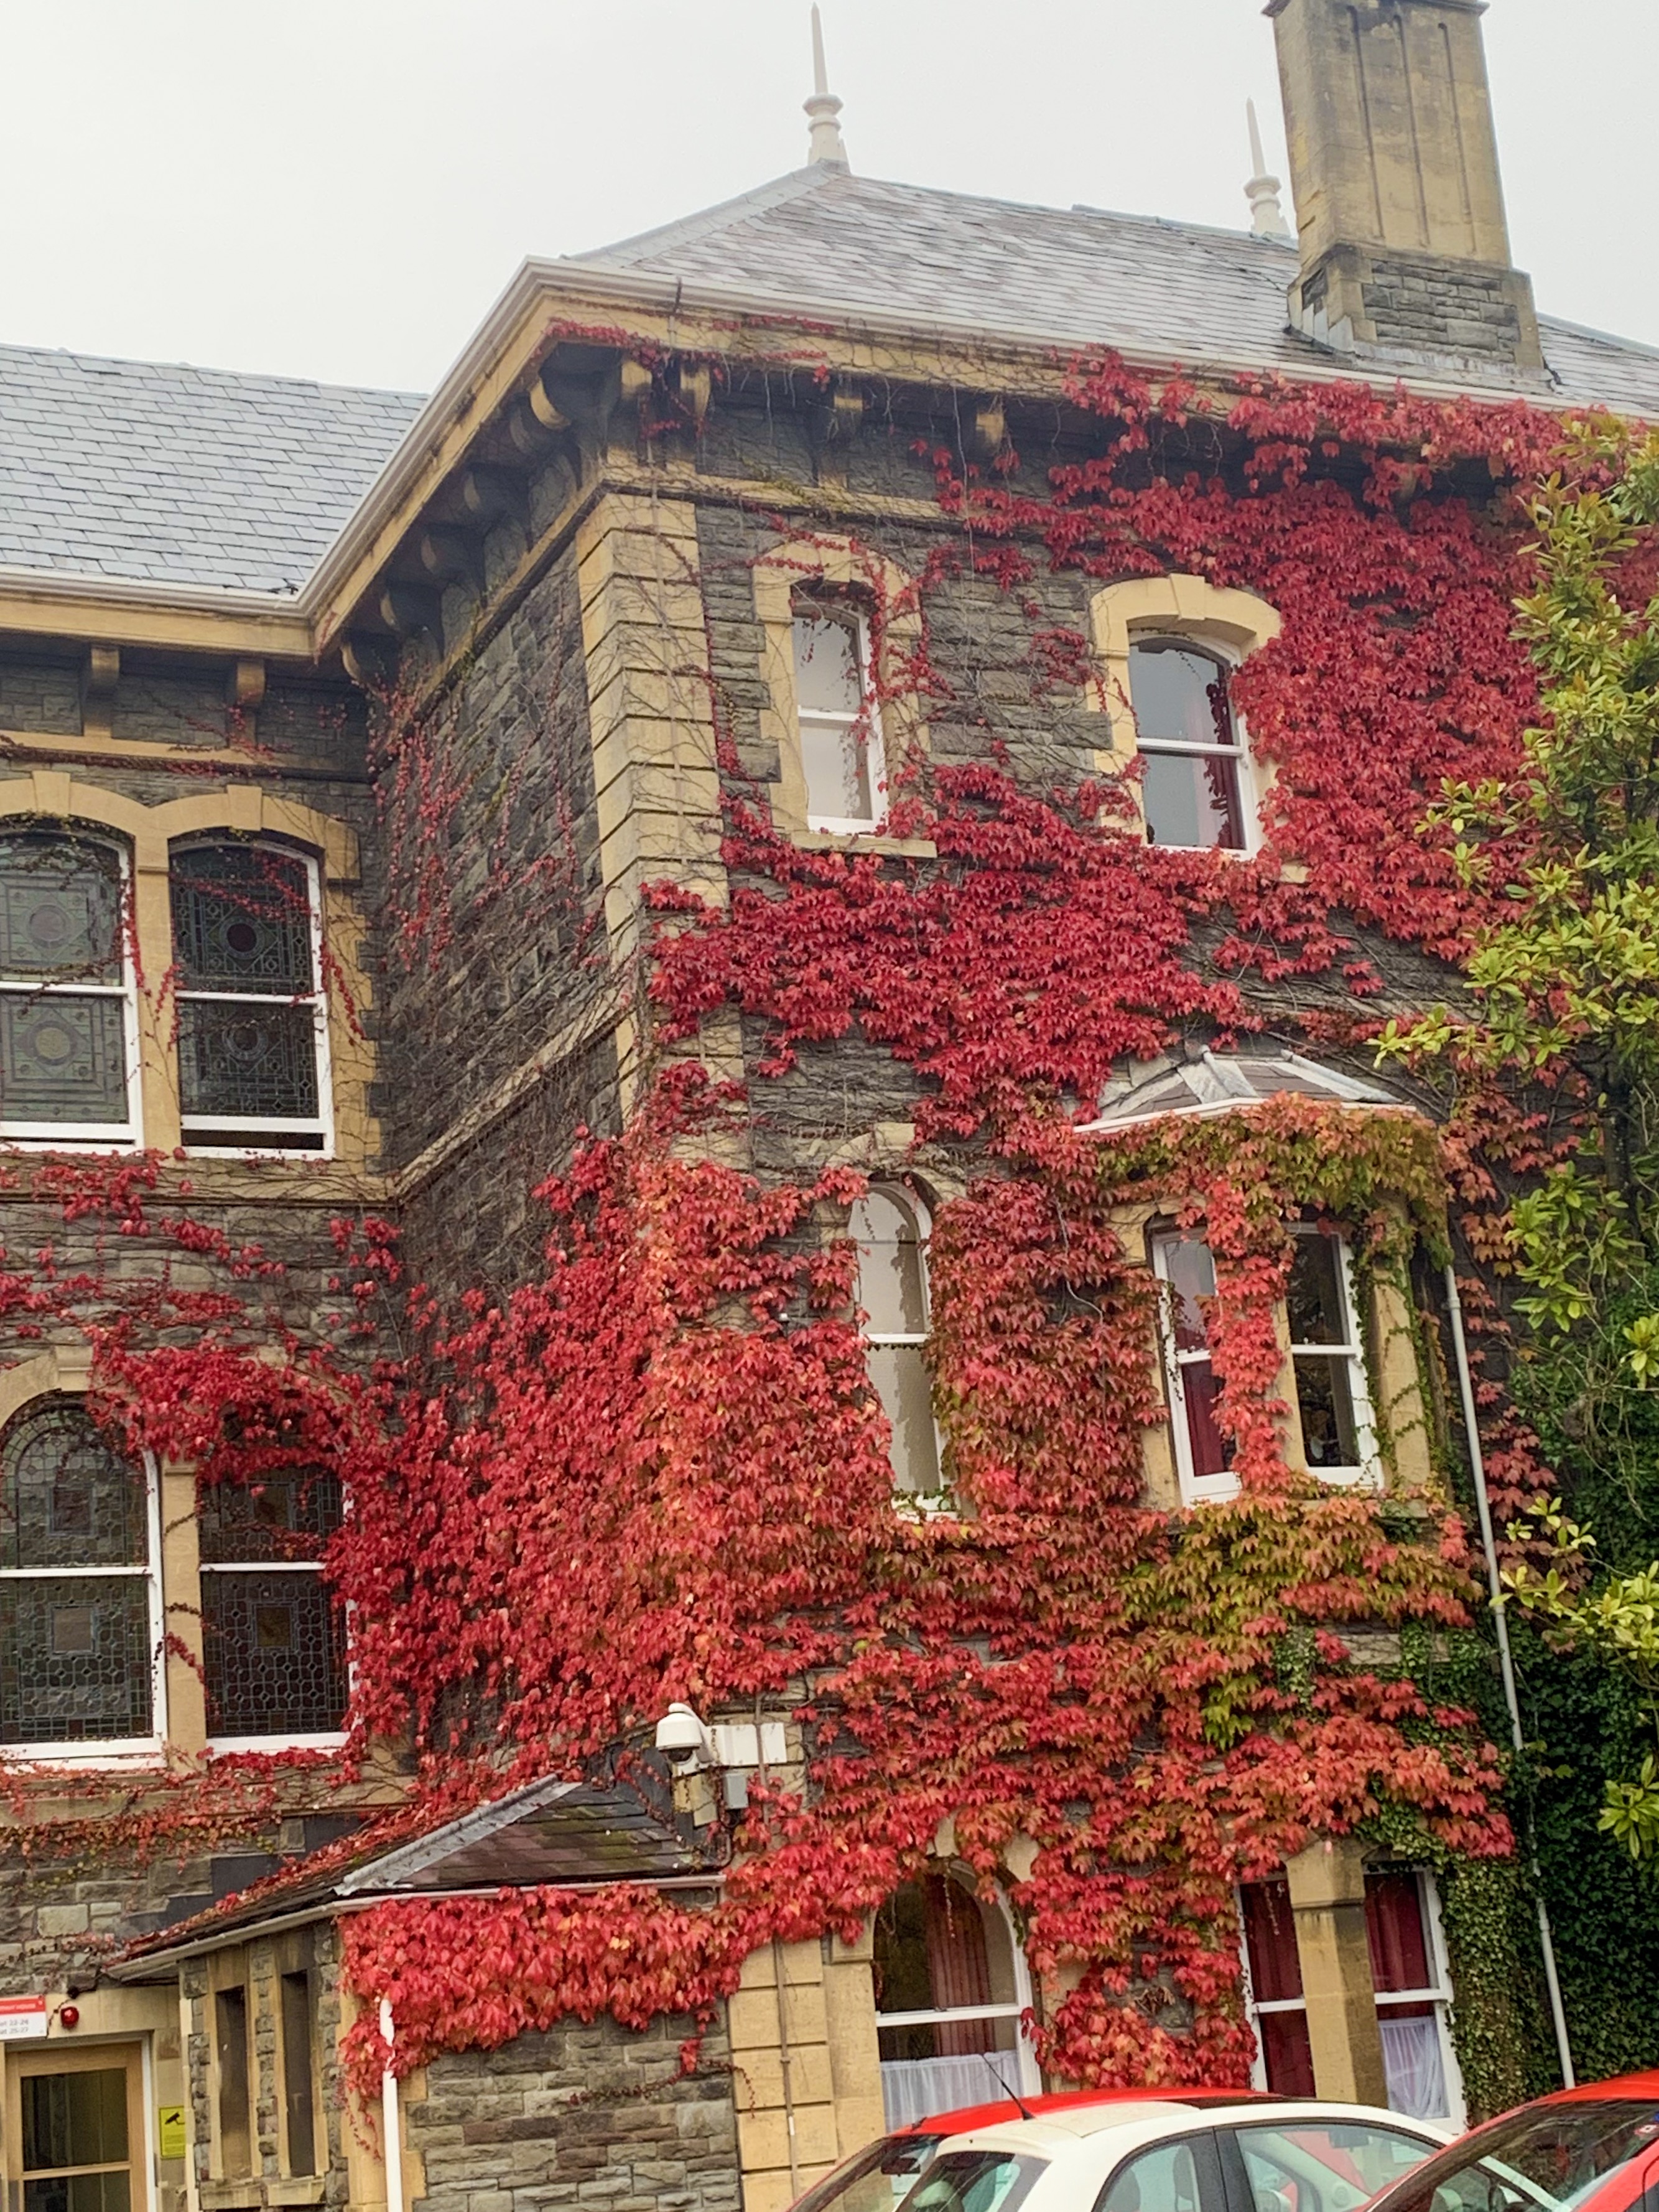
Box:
[80, 645, 119, 743]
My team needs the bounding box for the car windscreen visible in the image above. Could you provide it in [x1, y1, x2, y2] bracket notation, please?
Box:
[1373, 2099, 1659, 2212]
[792, 2134, 944, 2212]
[899, 2150, 1047, 2212]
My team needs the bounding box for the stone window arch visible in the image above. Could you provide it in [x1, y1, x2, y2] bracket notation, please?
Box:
[1089, 576, 1282, 856]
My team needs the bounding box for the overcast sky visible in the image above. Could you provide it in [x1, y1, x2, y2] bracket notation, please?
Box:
[4, 0, 1652, 396]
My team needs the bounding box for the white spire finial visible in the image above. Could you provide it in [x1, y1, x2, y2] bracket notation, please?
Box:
[805, 6, 849, 169]
[1244, 98, 1292, 240]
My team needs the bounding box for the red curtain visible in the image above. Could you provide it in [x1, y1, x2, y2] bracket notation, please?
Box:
[924, 1875, 995, 2055]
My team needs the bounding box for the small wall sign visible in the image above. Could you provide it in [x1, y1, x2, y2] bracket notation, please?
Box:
[157, 2107, 187, 2159]
[0, 1997, 48, 2040]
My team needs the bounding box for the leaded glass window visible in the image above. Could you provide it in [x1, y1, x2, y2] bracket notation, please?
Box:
[0, 832, 136, 1142]
[198, 1472, 346, 1741]
[171, 844, 328, 1151]
[0, 1402, 158, 1748]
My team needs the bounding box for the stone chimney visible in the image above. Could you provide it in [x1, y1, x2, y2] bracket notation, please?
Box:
[1266, 0, 1543, 373]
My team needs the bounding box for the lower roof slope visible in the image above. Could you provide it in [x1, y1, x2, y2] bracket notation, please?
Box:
[0, 343, 422, 596]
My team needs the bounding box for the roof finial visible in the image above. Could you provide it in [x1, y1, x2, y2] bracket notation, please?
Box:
[805, 6, 849, 170]
[1244, 98, 1292, 240]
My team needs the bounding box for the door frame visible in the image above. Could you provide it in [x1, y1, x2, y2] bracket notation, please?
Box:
[6, 2038, 151, 2212]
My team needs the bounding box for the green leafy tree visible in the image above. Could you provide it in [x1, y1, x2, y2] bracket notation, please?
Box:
[1383, 418, 1659, 1860]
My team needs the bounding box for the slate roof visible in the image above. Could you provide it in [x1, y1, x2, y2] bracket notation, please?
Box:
[111, 1769, 725, 1975]
[575, 166, 1659, 418]
[0, 343, 422, 595]
[7, 167, 1659, 602]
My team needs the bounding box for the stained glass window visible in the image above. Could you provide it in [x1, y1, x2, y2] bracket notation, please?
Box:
[0, 1404, 156, 1747]
[199, 1471, 346, 1740]
[0, 833, 134, 1141]
[170, 844, 327, 1150]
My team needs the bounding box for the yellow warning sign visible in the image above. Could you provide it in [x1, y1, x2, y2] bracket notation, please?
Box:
[157, 2107, 186, 2160]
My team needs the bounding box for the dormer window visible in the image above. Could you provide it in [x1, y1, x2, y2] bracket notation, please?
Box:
[792, 602, 884, 833]
[1127, 638, 1248, 852]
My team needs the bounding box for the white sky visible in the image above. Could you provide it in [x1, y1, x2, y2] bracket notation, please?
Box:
[3, 0, 1652, 396]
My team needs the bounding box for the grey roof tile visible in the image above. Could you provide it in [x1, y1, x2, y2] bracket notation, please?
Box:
[574, 166, 1659, 417]
[0, 342, 422, 594]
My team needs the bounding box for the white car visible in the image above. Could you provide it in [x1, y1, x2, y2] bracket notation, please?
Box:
[888, 2097, 1456, 2212]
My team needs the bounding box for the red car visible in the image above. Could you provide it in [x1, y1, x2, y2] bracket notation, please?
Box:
[1361, 2070, 1659, 2212]
[788, 2088, 1281, 2212]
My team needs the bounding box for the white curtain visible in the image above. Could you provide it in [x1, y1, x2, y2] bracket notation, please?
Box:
[881, 2054, 1015, 2129]
[1380, 2012, 1449, 2120]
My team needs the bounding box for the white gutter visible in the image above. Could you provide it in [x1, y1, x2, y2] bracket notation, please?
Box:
[1443, 1262, 1577, 2088]
[380, 1998, 404, 2212]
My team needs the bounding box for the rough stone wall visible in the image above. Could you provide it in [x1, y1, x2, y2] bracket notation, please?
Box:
[403, 2010, 742, 2212]
[371, 547, 610, 1182]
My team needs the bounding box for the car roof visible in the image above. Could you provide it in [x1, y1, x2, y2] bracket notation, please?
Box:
[1545, 2071, 1659, 2107]
[909, 2087, 1275, 2139]
[929, 2100, 1454, 2160]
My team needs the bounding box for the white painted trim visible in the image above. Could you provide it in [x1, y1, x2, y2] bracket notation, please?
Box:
[1151, 1230, 1238, 1506]
[1129, 633, 1262, 859]
[873, 1882, 1041, 2097]
[1286, 1225, 1382, 1487]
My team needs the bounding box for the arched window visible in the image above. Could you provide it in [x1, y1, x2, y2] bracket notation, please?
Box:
[852, 1186, 941, 1498]
[792, 598, 885, 833]
[0, 829, 137, 1144]
[0, 1402, 159, 1752]
[170, 842, 330, 1152]
[1127, 639, 1249, 852]
[197, 1470, 346, 1748]
[873, 1871, 1038, 2127]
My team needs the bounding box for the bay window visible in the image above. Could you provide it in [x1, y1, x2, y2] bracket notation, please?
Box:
[1288, 1223, 1379, 1482]
[0, 1402, 160, 1754]
[852, 1186, 942, 1498]
[0, 830, 137, 1146]
[793, 600, 885, 833]
[1151, 1229, 1235, 1503]
[171, 842, 329, 1153]
[1153, 1221, 1378, 1503]
[198, 1469, 346, 1747]
[1127, 637, 1250, 852]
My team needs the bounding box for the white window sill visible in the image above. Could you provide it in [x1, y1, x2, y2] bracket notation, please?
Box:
[799, 830, 938, 858]
[181, 1146, 336, 1164]
[206, 1734, 346, 1758]
[0, 1133, 141, 1152]
[1, 1740, 165, 1770]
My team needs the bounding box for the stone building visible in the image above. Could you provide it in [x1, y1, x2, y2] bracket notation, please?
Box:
[0, 4, 1652, 2211]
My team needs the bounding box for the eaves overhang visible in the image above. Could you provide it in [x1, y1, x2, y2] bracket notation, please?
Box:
[0, 251, 1599, 666]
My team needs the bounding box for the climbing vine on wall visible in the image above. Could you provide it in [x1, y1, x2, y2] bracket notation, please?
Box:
[8, 347, 1620, 2111]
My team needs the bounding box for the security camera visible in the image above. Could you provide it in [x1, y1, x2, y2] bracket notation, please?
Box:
[654, 1702, 713, 1771]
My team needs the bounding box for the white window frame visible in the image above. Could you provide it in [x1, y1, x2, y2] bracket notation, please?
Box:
[174, 843, 333, 1160]
[0, 834, 142, 1150]
[1236, 1884, 1308, 2095]
[0, 1434, 165, 1769]
[854, 1184, 947, 1507]
[796, 605, 888, 836]
[1237, 1873, 1466, 2129]
[873, 1883, 1042, 2107]
[1373, 1868, 1467, 2130]
[1151, 1229, 1238, 1506]
[1128, 633, 1262, 859]
[1287, 1223, 1381, 1486]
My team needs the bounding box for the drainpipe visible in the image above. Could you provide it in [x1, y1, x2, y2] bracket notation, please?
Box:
[1443, 1263, 1576, 2088]
[380, 1999, 405, 2212]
